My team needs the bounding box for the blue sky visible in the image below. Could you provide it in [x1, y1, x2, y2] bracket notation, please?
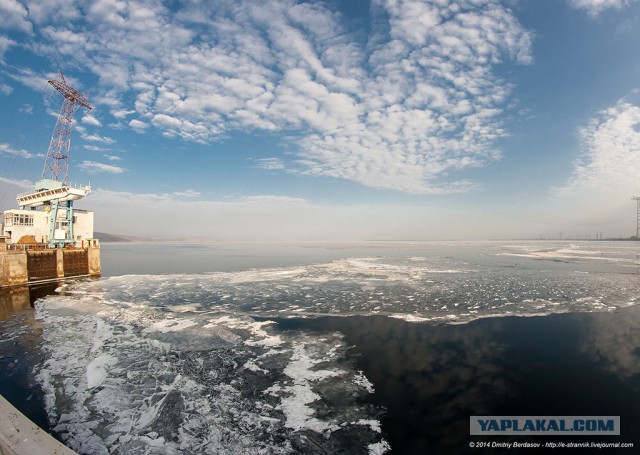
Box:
[1, 0, 640, 240]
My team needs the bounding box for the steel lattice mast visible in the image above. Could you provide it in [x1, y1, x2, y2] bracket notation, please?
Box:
[633, 196, 640, 239]
[43, 70, 92, 184]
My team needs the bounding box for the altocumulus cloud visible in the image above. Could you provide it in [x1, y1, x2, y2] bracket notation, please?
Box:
[13, 0, 533, 194]
[79, 160, 125, 174]
[570, 0, 633, 17]
[0, 142, 36, 159]
[556, 99, 640, 199]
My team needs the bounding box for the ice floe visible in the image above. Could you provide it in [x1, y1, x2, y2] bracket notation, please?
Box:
[34, 292, 386, 454]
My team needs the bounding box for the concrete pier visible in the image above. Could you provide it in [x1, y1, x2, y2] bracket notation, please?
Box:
[0, 395, 76, 455]
[0, 238, 100, 287]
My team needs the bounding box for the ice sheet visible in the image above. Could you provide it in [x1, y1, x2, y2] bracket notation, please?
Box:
[89, 253, 640, 325]
[34, 294, 385, 454]
[29, 245, 640, 453]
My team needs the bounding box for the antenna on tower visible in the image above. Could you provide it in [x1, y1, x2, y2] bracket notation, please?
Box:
[43, 70, 92, 184]
[632, 196, 640, 240]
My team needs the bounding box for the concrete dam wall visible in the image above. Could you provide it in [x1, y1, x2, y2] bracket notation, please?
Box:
[0, 241, 100, 287]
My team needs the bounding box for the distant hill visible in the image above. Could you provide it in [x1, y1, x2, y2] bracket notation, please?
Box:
[94, 232, 151, 242]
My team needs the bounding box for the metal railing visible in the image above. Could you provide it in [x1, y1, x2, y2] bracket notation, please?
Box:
[4, 239, 99, 251]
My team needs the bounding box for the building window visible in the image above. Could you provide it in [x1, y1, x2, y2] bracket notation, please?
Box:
[4, 214, 12, 227]
[12, 214, 34, 226]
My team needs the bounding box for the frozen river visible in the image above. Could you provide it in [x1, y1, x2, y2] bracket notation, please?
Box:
[1, 240, 640, 453]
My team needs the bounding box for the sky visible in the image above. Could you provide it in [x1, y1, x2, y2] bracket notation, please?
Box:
[1, 0, 640, 241]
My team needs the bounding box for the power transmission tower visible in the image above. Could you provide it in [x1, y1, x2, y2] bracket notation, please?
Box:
[15, 70, 93, 247]
[43, 70, 92, 184]
[633, 196, 640, 240]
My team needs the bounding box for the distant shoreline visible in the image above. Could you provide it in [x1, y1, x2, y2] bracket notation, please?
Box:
[94, 233, 640, 243]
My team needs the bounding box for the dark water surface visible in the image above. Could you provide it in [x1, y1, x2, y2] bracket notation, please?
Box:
[0, 283, 57, 432]
[274, 309, 640, 453]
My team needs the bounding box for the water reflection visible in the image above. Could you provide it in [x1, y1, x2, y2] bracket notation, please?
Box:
[276, 310, 640, 453]
[0, 283, 59, 432]
[0, 286, 32, 321]
[582, 306, 640, 382]
[0, 283, 60, 321]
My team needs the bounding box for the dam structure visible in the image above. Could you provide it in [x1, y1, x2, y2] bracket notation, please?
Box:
[1, 70, 100, 287]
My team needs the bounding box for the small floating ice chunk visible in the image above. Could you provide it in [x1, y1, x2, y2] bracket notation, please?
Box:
[388, 314, 430, 323]
[143, 318, 198, 334]
[243, 359, 268, 374]
[216, 327, 242, 344]
[368, 439, 391, 454]
[274, 343, 341, 432]
[354, 419, 382, 433]
[353, 370, 375, 394]
[86, 354, 116, 389]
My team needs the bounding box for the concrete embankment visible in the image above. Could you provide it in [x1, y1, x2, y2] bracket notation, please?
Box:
[0, 395, 75, 455]
[0, 239, 100, 288]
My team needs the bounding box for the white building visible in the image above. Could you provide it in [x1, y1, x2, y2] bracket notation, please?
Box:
[1, 179, 95, 247]
[2, 208, 94, 245]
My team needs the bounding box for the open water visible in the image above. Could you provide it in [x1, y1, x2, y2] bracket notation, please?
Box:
[1, 240, 640, 453]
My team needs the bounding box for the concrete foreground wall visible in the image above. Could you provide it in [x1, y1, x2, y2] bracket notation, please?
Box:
[0, 245, 100, 287]
[0, 395, 76, 455]
[0, 252, 28, 287]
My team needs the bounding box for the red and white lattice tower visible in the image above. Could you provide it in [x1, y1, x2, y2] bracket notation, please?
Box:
[42, 70, 92, 184]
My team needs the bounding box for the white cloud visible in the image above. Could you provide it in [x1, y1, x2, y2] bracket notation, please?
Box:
[7, 67, 52, 91]
[0, 176, 33, 189]
[83, 133, 116, 144]
[0, 142, 35, 158]
[254, 157, 286, 170]
[13, 0, 533, 194]
[112, 109, 135, 119]
[38, 25, 87, 55]
[240, 195, 308, 205]
[18, 104, 33, 113]
[555, 99, 640, 201]
[172, 189, 201, 198]
[128, 118, 149, 132]
[23, 0, 81, 24]
[105, 155, 122, 161]
[0, 82, 12, 95]
[0, 0, 33, 33]
[82, 114, 101, 126]
[83, 145, 105, 151]
[0, 34, 15, 61]
[79, 160, 125, 174]
[562, 100, 640, 194]
[570, 0, 632, 16]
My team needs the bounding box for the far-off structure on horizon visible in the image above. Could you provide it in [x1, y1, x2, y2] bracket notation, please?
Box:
[633, 196, 640, 240]
[1, 70, 100, 287]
